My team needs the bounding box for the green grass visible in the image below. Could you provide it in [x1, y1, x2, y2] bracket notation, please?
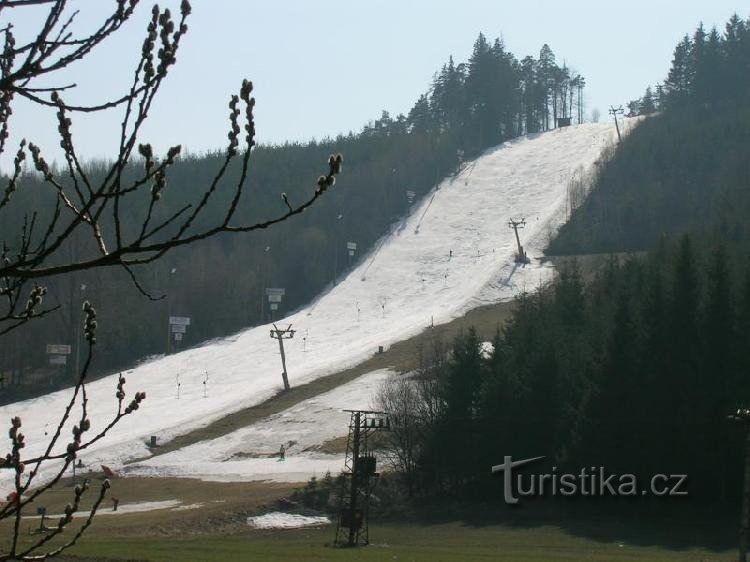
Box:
[67, 521, 734, 562]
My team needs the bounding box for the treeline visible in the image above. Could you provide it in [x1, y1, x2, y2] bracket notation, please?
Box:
[627, 14, 750, 116]
[409, 35, 585, 154]
[0, 131, 460, 396]
[380, 237, 750, 504]
[550, 13, 750, 255]
[0, 33, 583, 400]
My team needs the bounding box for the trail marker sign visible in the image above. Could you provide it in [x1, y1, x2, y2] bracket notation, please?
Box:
[168, 316, 191, 326]
[46, 344, 71, 355]
[171, 324, 187, 333]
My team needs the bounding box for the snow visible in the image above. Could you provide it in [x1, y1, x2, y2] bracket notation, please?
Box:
[29, 500, 182, 519]
[171, 502, 206, 511]
[247, 512, 331, 529]
[124, 369, 393, 482]
[0, 121, 631, 492]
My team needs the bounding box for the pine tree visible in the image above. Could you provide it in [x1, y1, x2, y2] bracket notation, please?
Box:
[702, 245, 735, 499]
[520, 56, 539, 133]
[665, 34, 692, 104]
[639, 86, 657, 114]
[723, 14, 748, 98]
[538, 44, 556, 130]
[440, 328, 483, 488]
[408, 94, 434, 134]
[737, 261, 750, 401]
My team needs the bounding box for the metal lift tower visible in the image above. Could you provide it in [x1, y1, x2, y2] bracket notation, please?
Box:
[508, 217, 529, 264]
[334, 410, 391, 547]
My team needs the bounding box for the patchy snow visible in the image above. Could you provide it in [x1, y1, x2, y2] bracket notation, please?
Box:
[480, 341, 495, 359]
[170, 502, 205, 511]
[0, 121, 633, 492]
[124, 369, 393, 482]
[247, 512, 330, 529]
[29, 500, 181, 519]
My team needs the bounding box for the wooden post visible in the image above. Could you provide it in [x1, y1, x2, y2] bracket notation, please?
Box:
[270, 324, 295, 392]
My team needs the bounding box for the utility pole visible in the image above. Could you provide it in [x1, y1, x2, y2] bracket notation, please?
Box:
[270, 324, 295, 392]
[334, 410, 390, 547]
[729, 408, 750, 562]
[508, 217, 528, 263]
[609, 105, 624, 142]
[347, 411, 361, 547]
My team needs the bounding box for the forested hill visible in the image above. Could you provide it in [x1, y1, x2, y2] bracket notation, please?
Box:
[548, 14, 750, 256]
[1, 33, 586, 397]
[384, 14, 750, 509]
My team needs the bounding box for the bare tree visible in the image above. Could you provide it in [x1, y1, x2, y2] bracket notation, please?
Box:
[0, 1, 342, 558]
[374, 339, 447, 496]
[375, 375, 423, 495]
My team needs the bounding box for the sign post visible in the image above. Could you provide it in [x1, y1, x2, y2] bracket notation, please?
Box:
[346, 242, 357, 268]
[46, 344, 71, 355]
[167, 316, 191, 354]
[265, 288, 285, 320]
[46, 344, 71, 379]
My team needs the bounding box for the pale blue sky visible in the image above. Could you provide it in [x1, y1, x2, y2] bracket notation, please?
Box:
[2, 1, 746, 165]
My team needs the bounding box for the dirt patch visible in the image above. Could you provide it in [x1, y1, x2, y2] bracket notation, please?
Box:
[304, 435, 349, 454]
[5, 476, 297, 542]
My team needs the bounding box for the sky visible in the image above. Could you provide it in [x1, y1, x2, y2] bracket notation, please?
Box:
[1, 0, 747, 166]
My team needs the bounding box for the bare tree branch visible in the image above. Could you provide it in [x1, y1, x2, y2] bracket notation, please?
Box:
[0, 0, 343, 558]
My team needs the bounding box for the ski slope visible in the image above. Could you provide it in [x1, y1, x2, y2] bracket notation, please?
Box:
[124, 369, 393, 482]
[0, 121, 630, 490]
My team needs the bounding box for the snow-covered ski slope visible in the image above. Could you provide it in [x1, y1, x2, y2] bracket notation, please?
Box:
[126, 369, 394, 482]
[0, 121, 629, 488]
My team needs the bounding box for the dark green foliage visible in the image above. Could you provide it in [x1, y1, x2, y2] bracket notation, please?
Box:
[413, 34, 584, 156]
[548, 105, 750, 255]
[551, 13, 750, 258]
[628, 14, 750, 115]
[397, 241, 748, 505]
[291, 471, 339, 512]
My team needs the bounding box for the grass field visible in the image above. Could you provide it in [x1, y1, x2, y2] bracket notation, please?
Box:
[4, 475, 737, 561]
[65, 520, 735, 561]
